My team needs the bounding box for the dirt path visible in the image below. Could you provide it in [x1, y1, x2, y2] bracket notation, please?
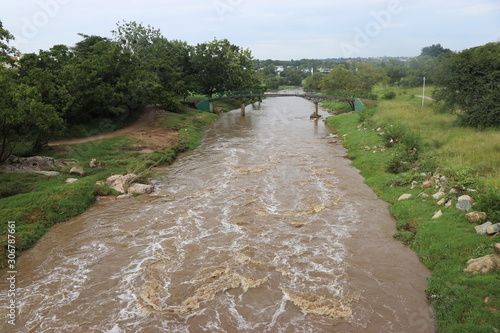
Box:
[415, 95, 435, 101]
[48, 107, 160, 146]
[48, 107, 178, 153]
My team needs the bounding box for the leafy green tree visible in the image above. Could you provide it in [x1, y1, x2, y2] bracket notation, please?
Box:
[65, 36, 154, 123]
[0, 67, 22, 163]
[191, 38, 258, 97]
[0, 20, 17, 64]
[401, 44, 451, 87]
[434, 42, 500, 127]
[319, 63, 389, 98]
[18, 45, 74, 118]
[352, 63, 390, 95]
[381, 59, 407, 85]
[319, 64, 355, 94]
[0, 49, 66, 157]
[112, 21, 193, 103]
[14, 84, 66, 152]
[281, 68, 304, 86]
[1, 21, 64, 158]
[401, 55, 439, 87]
[303, 72, 325, 91]
[420, 43, 451, 57]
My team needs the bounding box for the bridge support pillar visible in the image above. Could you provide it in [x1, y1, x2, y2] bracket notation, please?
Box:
[241, 103, 246, 116]
[310, 102, 321, 119]
[209, 101, 214, 113]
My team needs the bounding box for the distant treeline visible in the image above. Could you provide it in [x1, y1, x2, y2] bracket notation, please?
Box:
[258, 42, 500, 129]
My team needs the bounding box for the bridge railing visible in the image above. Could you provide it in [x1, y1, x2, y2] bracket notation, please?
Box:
[213, 89, 267, 98]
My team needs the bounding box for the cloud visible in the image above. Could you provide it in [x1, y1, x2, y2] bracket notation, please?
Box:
[2, 0, 498, 58]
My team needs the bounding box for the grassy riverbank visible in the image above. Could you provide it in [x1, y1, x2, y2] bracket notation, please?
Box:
[325, 91, 499, 332]
[0, 107, 221, 269]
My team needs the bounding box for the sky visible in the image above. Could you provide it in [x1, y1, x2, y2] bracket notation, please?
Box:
[2, 0, 499, 60]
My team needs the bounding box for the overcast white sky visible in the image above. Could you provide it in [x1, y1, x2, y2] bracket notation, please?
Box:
[2, 0, 499, 59]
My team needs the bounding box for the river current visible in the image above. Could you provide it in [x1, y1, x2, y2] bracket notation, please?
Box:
[0, 96, 434, 332]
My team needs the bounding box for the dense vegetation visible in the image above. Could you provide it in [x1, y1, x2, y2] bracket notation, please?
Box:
[259, 42, 500, 128]
[0, 20, 260, 163]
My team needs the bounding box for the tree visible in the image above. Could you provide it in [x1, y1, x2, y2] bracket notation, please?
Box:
[434, 42, 500, 127]
[0, 67, 23, 163]
[14, 84, 66, 152]
[381, 59, 407, 85]
[401, 44, 452, 87]
[319, 63, 389, 98]
[352, 63, 390, 95]
[420, 43, 451, 57]
[112, 21, 194, 103]
[191, 38, 258, 97]
[401, 55, 440, 87]
[65, 36, 156, 123]
[1, 21, 63, 160]
[18, 45, 74, 117]
[303, 72, 325, 91]
[0, 20, 17, 64]
[281, 68, 303, 86]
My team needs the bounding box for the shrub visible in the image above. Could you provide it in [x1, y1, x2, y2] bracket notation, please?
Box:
[382, 91, 397, 100]
[382, 123, 408, 147]
[475, 189, 500, 222]
[359, 105, 378, 126]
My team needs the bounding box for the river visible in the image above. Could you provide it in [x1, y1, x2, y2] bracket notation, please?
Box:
[0, 96, 434, 332]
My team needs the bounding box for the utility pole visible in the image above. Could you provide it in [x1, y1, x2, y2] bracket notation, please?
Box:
[422, 77, 426, 107]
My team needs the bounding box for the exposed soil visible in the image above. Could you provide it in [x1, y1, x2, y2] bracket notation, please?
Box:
[48, 106, 178, 153]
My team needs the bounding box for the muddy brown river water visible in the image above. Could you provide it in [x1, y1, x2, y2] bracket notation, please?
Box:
[1, 96, 435, 332]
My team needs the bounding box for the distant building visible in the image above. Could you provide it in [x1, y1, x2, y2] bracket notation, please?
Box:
[2, 55, 22, 68]
[275, 65, 285, 73]
[318, 68, 331, 73]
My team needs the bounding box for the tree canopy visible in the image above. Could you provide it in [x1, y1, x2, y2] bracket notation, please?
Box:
[318, 63, 389, 98]
[0, 20, 261, 162]
[434, 42, 500, 128]
[191, 38, 258, 97]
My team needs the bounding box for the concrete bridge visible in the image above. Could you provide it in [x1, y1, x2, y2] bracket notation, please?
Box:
[195, 90, 362, 118]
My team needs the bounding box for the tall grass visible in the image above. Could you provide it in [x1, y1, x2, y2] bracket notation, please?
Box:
[371, 86, 500, 188]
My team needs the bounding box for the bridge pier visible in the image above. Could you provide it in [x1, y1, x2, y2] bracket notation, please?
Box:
[310, 102, 321, 119]
[241, 102, 246, 116]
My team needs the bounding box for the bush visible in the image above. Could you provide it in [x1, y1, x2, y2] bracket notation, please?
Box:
[386, 146, 420, 174]
[382, 91, 397, 100]
[475, 189, 500, 222]
[359, 105, 378, 126]
[382, 123, 408, 146]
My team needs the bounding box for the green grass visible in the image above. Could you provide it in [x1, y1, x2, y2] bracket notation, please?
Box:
[320, 99, 353, 113]
[0, 107, 220, 269]
[325, 101, 499, 332]
[370, 89, 500, 189]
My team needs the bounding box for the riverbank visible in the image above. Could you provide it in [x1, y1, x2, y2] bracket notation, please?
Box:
[325, 95, 499, 331]
[0, 103, 238, 269]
